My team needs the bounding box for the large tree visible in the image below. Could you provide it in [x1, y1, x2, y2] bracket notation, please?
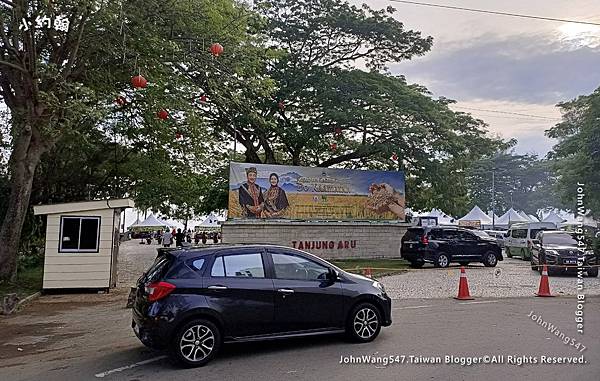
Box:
[547, 86, 600, 217]
[466, 152, 563, 216]
[0, 0, 252, 280]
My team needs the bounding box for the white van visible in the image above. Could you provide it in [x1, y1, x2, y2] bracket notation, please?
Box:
[505, 222, 557, 259]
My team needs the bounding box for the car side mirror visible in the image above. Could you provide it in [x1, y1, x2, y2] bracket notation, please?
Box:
[326, 268, 338, 281]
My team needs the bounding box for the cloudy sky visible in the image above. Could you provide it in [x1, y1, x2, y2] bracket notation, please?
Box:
[354, 0, 600, 156]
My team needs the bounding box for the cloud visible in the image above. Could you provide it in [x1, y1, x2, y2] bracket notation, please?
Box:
[393, 34, 600, 104]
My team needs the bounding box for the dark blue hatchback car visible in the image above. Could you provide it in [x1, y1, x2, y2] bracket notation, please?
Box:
[132, 244, 392, 367]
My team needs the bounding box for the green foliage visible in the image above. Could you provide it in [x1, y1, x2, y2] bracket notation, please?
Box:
[547, 87, 600, 217]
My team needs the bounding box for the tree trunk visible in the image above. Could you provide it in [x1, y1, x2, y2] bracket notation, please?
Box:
[0, 127, 45, 281]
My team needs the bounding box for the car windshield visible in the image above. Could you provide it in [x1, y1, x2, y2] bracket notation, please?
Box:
[544, 234, 578, 245]
[471, 230, 490, 238]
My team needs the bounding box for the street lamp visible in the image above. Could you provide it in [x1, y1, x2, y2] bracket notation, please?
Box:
[492, 166, 496, 229]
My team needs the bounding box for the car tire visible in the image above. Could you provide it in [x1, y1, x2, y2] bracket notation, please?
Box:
[346, 302, 382, 343]
[482, 251, 498, 267]
[170, 318, 221, 368]
[433, 252, 450, 268]
[409, 260, 425, 268]
[506, 248, 512, 258]
[458, 261, 470, 266]
[530, 257, 538, 271]
[587, 267, 599, 277]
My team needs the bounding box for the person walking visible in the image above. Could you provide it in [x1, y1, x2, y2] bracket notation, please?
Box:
[162, 230, 172, 247]
[175, 228, 185, 247]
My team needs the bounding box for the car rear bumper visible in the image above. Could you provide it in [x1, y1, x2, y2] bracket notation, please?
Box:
[132, 307, 171, 349]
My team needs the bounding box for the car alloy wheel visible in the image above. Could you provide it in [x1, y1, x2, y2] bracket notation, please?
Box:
[483, 252, 497, 267]
[347, 303, 382, 343]
[170, 319, 221, 367]
[354, 307, 379, 339]
[180, 324, 215, 362]
[435, 253, 449, 268]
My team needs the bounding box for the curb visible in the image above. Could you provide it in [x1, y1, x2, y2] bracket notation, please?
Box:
[17, 291, 41, 307]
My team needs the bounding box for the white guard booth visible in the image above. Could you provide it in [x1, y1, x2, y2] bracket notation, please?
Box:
[33, 198, 135, 290]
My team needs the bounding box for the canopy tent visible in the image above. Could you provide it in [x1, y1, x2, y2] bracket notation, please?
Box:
[486, 211, 500, 222]
[129, 214, 171, 229]
[127, 218, 142, 230]
[196, 213, 222, 231]
[495, 208, 529, 227]
[528, 214, 540, 222]
[542, 211, 565, 225]
[459, 205, 492, 225]
[518, 211, 532, 222]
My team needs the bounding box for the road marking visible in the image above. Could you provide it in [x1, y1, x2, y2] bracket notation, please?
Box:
[458, 300, 500, 305]
[94, 355, 167, 378]
[394, 305, 433, 310]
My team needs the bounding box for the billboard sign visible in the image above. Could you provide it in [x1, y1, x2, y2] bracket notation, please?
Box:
[228, 162, 405, 221]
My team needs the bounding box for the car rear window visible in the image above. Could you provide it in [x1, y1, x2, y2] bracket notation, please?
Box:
[403, 228, 424, 241]
[141, 254, 173, 283]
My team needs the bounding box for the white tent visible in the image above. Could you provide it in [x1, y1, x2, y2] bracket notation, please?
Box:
[542, 211, 565, 224]
[518, 210, 532, 221]
[495, 208, 529, 226]
[428, 208, 457, 225]
[528, 214, 540, 222]
[127, 218, 142, 230]
[197, 213, 222, 230]
[459, 205, 492, 225]
[130, 214, 170, 229]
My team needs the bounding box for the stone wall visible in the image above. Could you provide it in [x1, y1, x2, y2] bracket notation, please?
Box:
[222, 220, 410, 259]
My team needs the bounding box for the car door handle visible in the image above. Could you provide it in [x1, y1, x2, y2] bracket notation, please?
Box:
[277, 288, 294, 294]
[208, 285, 228, 290]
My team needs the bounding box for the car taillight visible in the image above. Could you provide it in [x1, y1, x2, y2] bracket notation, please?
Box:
[421, 235, 429, 245]
[145, 281, 176, 302]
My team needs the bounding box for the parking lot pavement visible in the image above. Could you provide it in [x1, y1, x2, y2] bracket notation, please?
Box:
[1, 295, 598, 381]
[379, 257, 600, 299]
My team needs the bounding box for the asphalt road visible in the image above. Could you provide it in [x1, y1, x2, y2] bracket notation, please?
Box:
[1, 295, 598, 381]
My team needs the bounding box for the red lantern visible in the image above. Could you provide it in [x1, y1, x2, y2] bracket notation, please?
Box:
[330, 142, 337, 151]
[334, 127, 342, 136]
[175, 132, 182, 139]
[200, 94, 208, 103]
[115, 96, 126, 106]
[131, 75, 147, 89]
[210, 43, 224, 57]
[157, 109, 169, 120]
[277, 101, 285, 110]
[391, 153, 398, 161]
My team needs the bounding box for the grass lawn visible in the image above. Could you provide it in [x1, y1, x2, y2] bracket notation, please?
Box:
[331, 258, 409, 278]
[0, 265, 43, 300]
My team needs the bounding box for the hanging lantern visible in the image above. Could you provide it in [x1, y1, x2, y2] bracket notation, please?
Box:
[210, 43, 224, 57]
[334, 127, 342, 136]
[175, 132, 182, 139]
[277, 101, 285, 110]
[330, 142, 337, 151]
[200, 94, 208, 103]
[115, 96, 127, 106]
[157, 109, 169, 120]
[391, 153, 398, 161]
[131, 75, 148, 89]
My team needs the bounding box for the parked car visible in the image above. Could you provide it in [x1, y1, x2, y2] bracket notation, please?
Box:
[132, 245, 392, 367]
[530, 231, 598, 277]
[505, 222, 557, 260]
[483, 230, 508, 248]
[401, 226, 503, 268]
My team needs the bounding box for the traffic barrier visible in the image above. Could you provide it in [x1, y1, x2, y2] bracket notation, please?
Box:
[535, 264, 554, 297]
[454, 266, 474, 300]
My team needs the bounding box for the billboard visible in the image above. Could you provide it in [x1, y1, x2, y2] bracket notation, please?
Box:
[228, 162, 405, 221]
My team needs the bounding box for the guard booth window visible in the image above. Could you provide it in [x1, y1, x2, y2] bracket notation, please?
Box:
[60, 216, 101, 252]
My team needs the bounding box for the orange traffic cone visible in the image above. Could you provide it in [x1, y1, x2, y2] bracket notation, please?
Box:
[364, 267, 372, 278]
[536, 264, 554, 297]
[454, 266, 474, 300]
